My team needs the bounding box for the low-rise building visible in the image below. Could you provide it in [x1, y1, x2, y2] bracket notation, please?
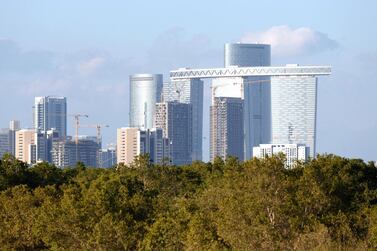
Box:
[253, 143, 309, 168]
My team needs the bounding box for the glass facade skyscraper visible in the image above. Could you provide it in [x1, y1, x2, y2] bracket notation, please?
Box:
[35, 129, 60, 162]
[162, 79, 203, 161]
[34, 96, 67, 139]
[155, 101, 192, 166]
[129, 74, 163, 129]
[271, 74, 318, 157]
[220, 43, 271, 160]
[225, 43, 271, 67]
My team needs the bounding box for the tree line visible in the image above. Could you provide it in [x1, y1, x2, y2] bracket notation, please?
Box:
[1, 153, 377, 250]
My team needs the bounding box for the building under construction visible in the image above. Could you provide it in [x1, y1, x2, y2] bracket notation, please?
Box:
[51, 136, 99, 168]
[210, 97, 244, 161]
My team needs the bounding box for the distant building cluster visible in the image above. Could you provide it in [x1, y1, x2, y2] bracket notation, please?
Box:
[117, 43, 329, 167]
[0, 97, 115, 168]
[0, 42, 331, 168]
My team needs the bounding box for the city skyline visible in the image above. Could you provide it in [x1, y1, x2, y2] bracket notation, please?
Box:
[0, 61, 330, 165]
[1, 1, 376, 161]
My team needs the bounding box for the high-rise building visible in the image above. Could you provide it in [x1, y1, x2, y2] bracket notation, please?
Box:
[210, 97, 244, 161]
[271, 76, 317, 157]
[149, 128, 170, 164]
[243, 75, 271, 159]
[51, 137, 99, 168]
[155, 101, 192, 166]
[271, 69, 318, 157]
[129, 74, 163, 129]
[35, 129, 60, 163]
[163, 79, 203, 161]
[15, 129, 35, 164]
[98, 147, 117, 168]
[0, 128, 11, 159]
[9, 120, 20, 131]
[8, 120, 20, 156]
[116, 127, 169, 166]
[225, 43, 271, 67]
[34, 96, 67, 138]
[170, 65, 331, 162]
[221, 43, 271, 159]
[253, 143, 309, 168]
[117, 127, 139, 165]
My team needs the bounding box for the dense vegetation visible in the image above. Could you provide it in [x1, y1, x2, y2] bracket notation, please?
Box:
[1, 153, 377, 250]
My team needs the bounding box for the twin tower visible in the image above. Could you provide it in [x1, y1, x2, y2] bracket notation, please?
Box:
[128, 43, 330, 164]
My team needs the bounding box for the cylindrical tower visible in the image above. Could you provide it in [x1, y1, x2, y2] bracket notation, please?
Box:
[224, 43, 271, 67]
[129, 74, 163, 129]
[222, 43, 271, 160]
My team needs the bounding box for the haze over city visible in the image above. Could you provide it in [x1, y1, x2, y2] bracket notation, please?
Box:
[1, 0, 376, 161]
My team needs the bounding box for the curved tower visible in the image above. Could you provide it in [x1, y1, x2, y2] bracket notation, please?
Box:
[222, 43, 271, 160]
[225, 43, 271, 67]
[129, 74, 163, 129]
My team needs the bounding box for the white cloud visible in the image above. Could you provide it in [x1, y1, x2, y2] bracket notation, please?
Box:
[241, 25, 338, 57]
[77, 56, 106, 76]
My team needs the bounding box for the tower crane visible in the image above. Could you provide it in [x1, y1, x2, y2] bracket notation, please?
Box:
[80, 124, 109, 146]
[173, 81, 185, 101]
[68, 114, 89, 145]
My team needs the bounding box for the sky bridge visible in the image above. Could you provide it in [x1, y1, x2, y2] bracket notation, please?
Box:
[170, 65, 331, 80]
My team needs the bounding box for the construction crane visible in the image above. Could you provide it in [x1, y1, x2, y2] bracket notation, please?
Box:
[173, 81, 185, 101]
[80, 124, 109, 146]
[69, 114, 89, 145]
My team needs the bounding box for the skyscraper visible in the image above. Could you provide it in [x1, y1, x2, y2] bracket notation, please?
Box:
[163, 79, 203, 161]
[129, 74, 163, 129]
[210, 97, 244, 161]
[222, 43, 271, 159]
[271, 69, 318, 157]
[155, 101, 192, 166]
[224, 43, 271, 67]
[34, 96, 67, 138]
[35, 129, 60, 163]
[170, 65, 331, 162]
[148, 128, 170, 164]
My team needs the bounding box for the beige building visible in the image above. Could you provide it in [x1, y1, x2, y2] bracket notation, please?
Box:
[117, 127, 140, 165]
[116, 127, 169, 166]
[15, 129, 35, 164]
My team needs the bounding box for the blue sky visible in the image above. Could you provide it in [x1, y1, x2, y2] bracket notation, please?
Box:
[0, 0, 376, 161]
